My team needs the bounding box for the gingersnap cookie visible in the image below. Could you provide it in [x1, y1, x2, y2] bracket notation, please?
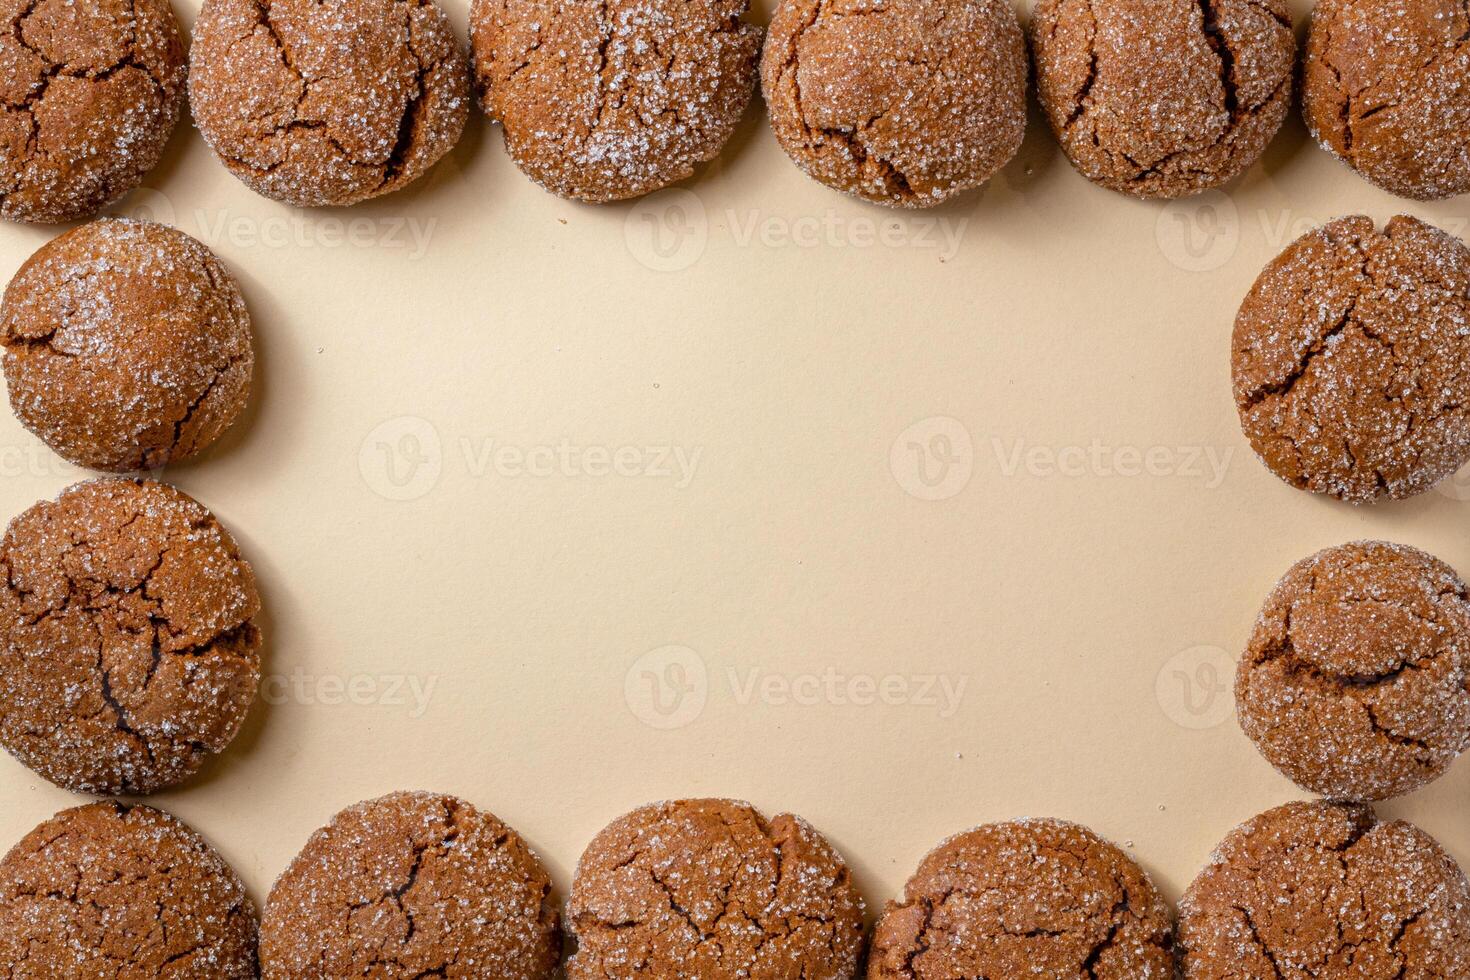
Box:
[567, 799, 864, 979]
[762, 0, 1027, 208]
[261, 791, 560, 979]
[2, 218, 254, 473]
[470, 0, 762, 203]
[1303, 0, 1470, 201]
[1237, 541, 1470, 802]
[1031, 0, 1295, 199]
[868, 818, 1174, 979]
[1179, 801, 1470, 978]
[1233, 215, 1470, 502]
[0, 802, 259, 977]
[0, 0, 185, 224]
[190, 0, 470, 208]
[0, 478, 262, 795]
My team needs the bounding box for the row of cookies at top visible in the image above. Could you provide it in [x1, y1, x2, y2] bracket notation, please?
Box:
[2, 792, 1467, 977]
[5, 0, 1465, 225]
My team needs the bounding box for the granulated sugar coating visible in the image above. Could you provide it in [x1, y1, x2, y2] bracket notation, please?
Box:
[470, 0, 762, 203]
[1232, 214, 1470, 503]
[189, 0, 470, 208]
[1, 218, 254, 473]
[1236, 541, 1470, 803]
[761, 0, 1027, 208]
[866, 818, 1174, 979]
[0, 802, 259, 978]
[0, 0, 185, 224]
[260, 791, 560, 979]
[1304, 0, 1470, 201]
[1031, 0, 1295, 199]
[0, 478, 262, 795]
[566, 798, 865, 980]
[1179, 801, 1470, 978]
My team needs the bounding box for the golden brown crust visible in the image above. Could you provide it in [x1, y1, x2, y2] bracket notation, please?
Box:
[867, 819, 1174, 979]
[261, 791, 560, 979]
[1031, 0, 1294, 199]
[1237, 541, 1470, 802]
[1303, 0, 1470, 201]
[470, 0, 762, 203]
[0, 802, 259, 978]
[1, 218, 254, 473]
[0, 478, 262, 795]
[567, 798, 865, 980]
[1179, 801, 1470, 978]
[761, 0, 1027, 208]
[0, 0, 185, 224]
[189, 0, 470, 208]
[1232, 214, 1470, 503]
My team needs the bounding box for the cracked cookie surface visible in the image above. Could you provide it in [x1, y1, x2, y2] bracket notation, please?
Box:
[1304, 0, 1470, 201]
[1232, 214, 1470, 502]
[1179, 800, 1470, 978]
[567, 798, 865, 980]
[1, 218, 254, 473]
[1031, 0, 1294, 199]
[0, 801, 259, 978]
[0, 0, 184, 224]
[866, 818, 1174, 979]
[190, 0, 469, 208]
[0, 478, 262, 795]
[1237, 541, 1470, 802]
[261, 791, 560, 979]
[761, 0, 1027, 208]
[470, 0, 762, 203]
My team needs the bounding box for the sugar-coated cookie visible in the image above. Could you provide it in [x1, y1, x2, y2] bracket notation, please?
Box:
[867, 818, 1174, 979]
[2, 218, 254, 472]
[567, 799, 865, 979]
[0, 479, 262, 795]
[0, 802, 258, 978]
[261, 791, 560, 979]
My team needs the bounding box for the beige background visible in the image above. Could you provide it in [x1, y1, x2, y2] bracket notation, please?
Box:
[2, 0, 1468, 935]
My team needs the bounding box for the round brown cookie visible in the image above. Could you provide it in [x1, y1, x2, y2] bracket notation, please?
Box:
[0, 0, 185, 224]
[867, 818, 1174, 979]
[1179, 801, 1470, 978]
[1, 218, 254, 472]
[0, 478, 262, 795]
[190, 0, 469, 208]
[762, 0, 1027, 208]
[261, 791, 560, 979]
[1303, 0, 1470, 201]
[1031, 0, 1294, 199]
[1232, 214, 1470, 502]
[567, 798, 864, 980]
[1237, 541, 1470, 802]
[470, 0, 762, 204]
[0, 802, 258, 977]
